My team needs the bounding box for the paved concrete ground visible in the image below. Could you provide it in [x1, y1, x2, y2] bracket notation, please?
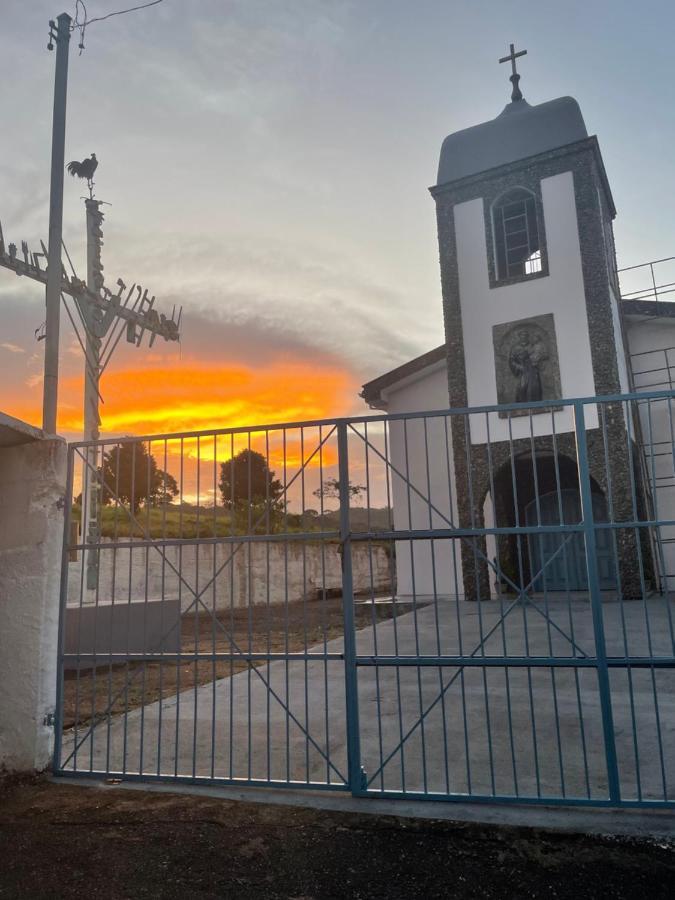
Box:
[60, 595, 675, 805]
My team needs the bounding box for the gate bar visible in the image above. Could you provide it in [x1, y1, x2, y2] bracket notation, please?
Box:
[354, 656, 675, 668]
[574, 400, 622, 803]
[63, 652, 346, 663]
[65, 386, 675, 449]
[337, 422, 365, 794]
[63, 654, 675, 668]
[53, 444, 75, 773]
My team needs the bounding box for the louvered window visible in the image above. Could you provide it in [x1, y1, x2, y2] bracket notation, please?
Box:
[493, 189, 542, 280]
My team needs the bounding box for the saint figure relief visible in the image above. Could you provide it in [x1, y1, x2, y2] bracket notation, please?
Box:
[508, 328, 548, 403]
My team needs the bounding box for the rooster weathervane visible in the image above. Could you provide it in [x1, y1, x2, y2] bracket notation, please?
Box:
[67, 152, 98, 199]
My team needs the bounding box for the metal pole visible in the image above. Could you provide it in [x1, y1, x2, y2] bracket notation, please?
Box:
[84, 200, 103, 450]
[43, 12, 71, 433]
[573, 400, 621, 803]
[83, 199, 104, 589]
[337, 422, 366, 794]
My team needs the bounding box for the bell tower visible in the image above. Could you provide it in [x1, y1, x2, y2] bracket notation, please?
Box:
[430, 47, 642, 600]
[432, 44, 628, 413]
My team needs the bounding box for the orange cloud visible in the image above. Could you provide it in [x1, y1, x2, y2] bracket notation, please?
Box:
[55, 358, 357, 440]
[13, 357, 359, 504]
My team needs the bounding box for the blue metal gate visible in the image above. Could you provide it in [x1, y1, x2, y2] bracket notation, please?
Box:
[54, 391, 675, 807]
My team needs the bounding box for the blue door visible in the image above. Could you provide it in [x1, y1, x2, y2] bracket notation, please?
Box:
[525, 489, 616, 591]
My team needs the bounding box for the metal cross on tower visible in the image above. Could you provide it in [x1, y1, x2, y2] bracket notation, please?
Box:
[499, 42, 527, 102]
[0, 163, 182, 587]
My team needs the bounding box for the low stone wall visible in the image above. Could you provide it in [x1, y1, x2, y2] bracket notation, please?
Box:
[67, 539, 393, 611]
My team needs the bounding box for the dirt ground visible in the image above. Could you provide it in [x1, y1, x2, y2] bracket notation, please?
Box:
[0, 775, 673, 899]
[62, 597, 398, 729]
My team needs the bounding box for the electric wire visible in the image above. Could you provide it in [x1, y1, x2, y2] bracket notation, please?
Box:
[72, 0, 165, 52]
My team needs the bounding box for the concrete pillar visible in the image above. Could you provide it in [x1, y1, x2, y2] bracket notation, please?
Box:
[0, 419, 66, 771]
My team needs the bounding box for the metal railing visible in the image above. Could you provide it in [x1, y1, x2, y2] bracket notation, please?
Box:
[619, 255, 675, 303]
[54, 389, 675, 807]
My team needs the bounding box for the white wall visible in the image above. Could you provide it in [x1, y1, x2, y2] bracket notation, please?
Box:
[382, 363, 462, 598]
[454, 171, 603, 443]
[627, 318, 675, 589]
[609, 283, 631, 395]
[67, 539, 393, 610]
[628, 319, 675, 392]
[0, 434, 66, 771]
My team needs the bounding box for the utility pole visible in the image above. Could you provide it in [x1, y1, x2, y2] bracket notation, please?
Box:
[2, 176, 183, 592]
[1, 13, 182, 592]
[83, 199, 105, 587]
[1, 195, 182, 591]
[43, 12, 71, 434]
[84, 199, 104, 450]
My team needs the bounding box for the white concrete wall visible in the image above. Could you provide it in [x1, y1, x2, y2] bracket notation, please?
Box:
[381, 363, 461, 598]
[628, 319, 675, 392]
[67, 539, 393, 611]
[0, 435, 66, 771]
[608, 289, 631, 396]
[454, 171, 602, 443]
[626, 318, 675, 588]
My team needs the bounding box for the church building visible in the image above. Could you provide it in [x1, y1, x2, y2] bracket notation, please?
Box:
[361, 47, 675, 602]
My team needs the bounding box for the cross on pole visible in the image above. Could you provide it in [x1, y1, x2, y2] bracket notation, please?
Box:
[499, 43, 527, 102]
[0, 172, 182, 588]
[0, 220, 181, 354]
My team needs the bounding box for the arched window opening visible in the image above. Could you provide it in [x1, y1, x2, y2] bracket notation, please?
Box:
[492, 188, 542, 280]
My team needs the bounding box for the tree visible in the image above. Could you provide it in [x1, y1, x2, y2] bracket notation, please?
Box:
[219, 449, 283, 510]
[312, 478, 366, 506]
[149, 470, 179, 506]
[99, 442, 177, 512]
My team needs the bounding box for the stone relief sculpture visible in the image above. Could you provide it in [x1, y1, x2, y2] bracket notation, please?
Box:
[508, 328, 548, 402]
[493, 313, 562, 415]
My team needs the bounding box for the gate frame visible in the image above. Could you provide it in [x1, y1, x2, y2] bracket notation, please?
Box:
[52, 389, 675, 809]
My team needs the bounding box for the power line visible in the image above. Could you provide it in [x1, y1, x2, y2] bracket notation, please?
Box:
[83, 0, 165, 26]
[72, 0, 166, 52]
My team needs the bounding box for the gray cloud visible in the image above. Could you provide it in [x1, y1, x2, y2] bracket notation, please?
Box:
[0, 342, 25, 353]
[98, 227, 434, 378]
[2, 0, 670, 434]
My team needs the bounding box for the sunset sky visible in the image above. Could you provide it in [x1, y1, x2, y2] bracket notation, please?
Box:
[1, 0, 674, 445]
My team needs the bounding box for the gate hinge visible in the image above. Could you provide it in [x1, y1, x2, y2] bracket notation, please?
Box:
[43, 712, 56, 728]
[358, 766, 368, 791]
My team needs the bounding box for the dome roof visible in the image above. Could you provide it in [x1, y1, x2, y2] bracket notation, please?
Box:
[437, 96, 588, 186]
